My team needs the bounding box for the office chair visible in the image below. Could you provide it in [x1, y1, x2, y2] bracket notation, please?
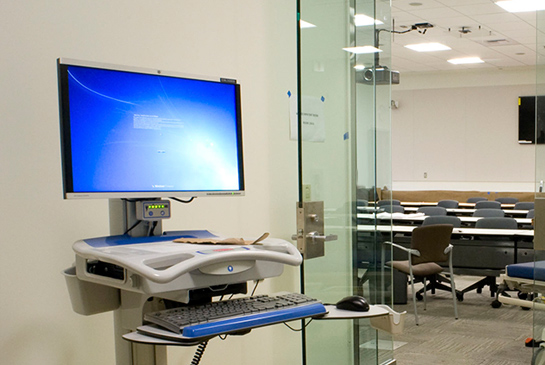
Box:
[437, 199, 459, 208]
[422, 215, 461, 227]
[357, 199, 369, 207]
[386, 224, 458, 325]
[377, 199, 401, 206]
[514, 202, 534, 210]
[527, 209, 535, 219]
[495, 197, 519, 204]
[474, 200, 502, 210]
[475, 217, 518, 230]
[417, 206, 447, 216]
[473, 208, 505, 218]
[382, 205, 405, 213]
[456, 217, 519, 301]
[467, 197, 487, 203]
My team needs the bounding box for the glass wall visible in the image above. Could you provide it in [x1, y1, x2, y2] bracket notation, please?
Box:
[535, 8, 545, 364]
[297, 0, 394, 363]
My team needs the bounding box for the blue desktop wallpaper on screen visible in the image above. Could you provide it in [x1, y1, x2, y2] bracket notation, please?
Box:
[67, 65, 241, 192]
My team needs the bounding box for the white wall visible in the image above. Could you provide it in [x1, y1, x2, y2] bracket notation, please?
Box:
[0, 1, 301, 364]
[391, 67, 537, 192]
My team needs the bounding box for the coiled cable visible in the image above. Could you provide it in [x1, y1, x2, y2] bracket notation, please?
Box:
[190, 340, 208, 365]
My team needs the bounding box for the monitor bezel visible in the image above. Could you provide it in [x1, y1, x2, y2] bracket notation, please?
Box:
[57, 58, 245, 199]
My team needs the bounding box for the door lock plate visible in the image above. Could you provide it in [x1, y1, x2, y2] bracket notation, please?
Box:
[295, 201, 337, 259]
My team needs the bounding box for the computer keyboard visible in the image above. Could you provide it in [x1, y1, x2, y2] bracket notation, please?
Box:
[144, 293, 327, 338]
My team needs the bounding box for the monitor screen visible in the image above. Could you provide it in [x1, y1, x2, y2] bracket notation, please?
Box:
[519, 95, 545, 144]
[57, 59, 244, 199]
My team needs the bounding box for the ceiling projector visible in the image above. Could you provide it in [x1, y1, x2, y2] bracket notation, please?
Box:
[356, 66, 400, 85]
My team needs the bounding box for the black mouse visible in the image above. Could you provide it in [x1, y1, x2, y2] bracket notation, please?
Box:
[335, 295, 370, 312]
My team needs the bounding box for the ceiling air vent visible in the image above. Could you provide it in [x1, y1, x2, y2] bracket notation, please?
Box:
[485, 39, 511, 45]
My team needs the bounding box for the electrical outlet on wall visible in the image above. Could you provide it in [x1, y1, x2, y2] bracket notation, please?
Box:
[424, 172, 428, 178]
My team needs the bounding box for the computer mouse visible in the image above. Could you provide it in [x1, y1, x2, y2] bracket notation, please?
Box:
[335, 295, 370, 312]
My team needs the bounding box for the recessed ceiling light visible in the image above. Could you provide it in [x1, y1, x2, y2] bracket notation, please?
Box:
[448, 57, 485, 65]
[496, 0, 545, 12]
[343, 46, 383, 54]
[355, 14, 384, 27]
[405, 42, 451, 52]
[300, 20, 316, 29]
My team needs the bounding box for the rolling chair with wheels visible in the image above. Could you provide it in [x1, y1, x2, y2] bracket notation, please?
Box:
[437, 200, 459, 208]
[377, 199, 400, 206]
[475, 201, 502, 210]
[456, 217, 519, 301]
[473, 209, 505, 218]
[386, 224, 458, 325]
[475, 217, 518, 230]
[496, 197, 519, 204]
[467, 197, 488, 203]
[514, 202, 534, 210]
[421, 215, 461, 227]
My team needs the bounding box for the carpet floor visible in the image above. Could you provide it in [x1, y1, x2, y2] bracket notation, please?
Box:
[391, 277, 535, 365]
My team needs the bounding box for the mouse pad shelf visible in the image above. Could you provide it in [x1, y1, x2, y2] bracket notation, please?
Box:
[318, 305, 389, 319]
[318, 305, 406, 335]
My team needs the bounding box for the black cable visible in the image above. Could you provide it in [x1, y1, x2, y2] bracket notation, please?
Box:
[250, 280, 260, 296]
[283, 318, 313, 332]
[190, 340, 208, 365]
[148, 220, 158, 236]
[124, 220, 142, 235]
[170, 197, 196, 204]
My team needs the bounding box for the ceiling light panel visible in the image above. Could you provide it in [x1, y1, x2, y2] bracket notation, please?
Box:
[355, 14, 384, 26]
[496, 0, 545, 13]
[343, 46, 382, 54]
[447, 57, 485, 64]
[405, 42, 452, 52]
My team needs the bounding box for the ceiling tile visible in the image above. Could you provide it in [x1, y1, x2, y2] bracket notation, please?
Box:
[436, 0, 490, 5]
[391, 0, 445, 12]
[406, 7, 467, 21]
[389, 0, 539, 72]
[452, 3, 506, 16]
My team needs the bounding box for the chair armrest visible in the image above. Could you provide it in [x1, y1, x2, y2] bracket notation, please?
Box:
[383, 241, 420, 256]
[444, 244, 453, 255]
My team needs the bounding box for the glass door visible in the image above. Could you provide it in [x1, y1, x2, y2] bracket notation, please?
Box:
[296, 0, 394, 364]
[534, 7, 545, 364]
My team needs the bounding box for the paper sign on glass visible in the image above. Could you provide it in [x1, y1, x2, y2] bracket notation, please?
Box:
[290, 95, 325, 142]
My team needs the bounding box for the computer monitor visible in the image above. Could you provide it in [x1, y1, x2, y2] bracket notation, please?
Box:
[518, 95, 545, 144]
[57, 58, 244, 199]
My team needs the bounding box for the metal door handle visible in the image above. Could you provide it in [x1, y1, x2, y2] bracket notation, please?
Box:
[306, 231, 338, 242]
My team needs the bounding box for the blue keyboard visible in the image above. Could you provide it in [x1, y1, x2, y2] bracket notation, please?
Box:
[144, 293, 327, 338]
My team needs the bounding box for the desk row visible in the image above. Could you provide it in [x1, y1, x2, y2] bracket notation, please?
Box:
[357, 224, 533, 238]
[358, 206, 530, 217]
[357, 212, 532, 227]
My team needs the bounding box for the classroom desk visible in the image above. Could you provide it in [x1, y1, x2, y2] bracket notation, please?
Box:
[357, 213, 533, 226]
[358, 224, 533, 239]
[402, 207, 529, 216]
[399, 201, 516, 209]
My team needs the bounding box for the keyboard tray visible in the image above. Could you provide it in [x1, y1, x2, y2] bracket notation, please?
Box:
[143, 293, 327, 339]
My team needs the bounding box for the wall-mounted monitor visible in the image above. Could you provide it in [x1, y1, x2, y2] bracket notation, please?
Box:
[57, 58, 244, 199]
[518, 95, 545, 144]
